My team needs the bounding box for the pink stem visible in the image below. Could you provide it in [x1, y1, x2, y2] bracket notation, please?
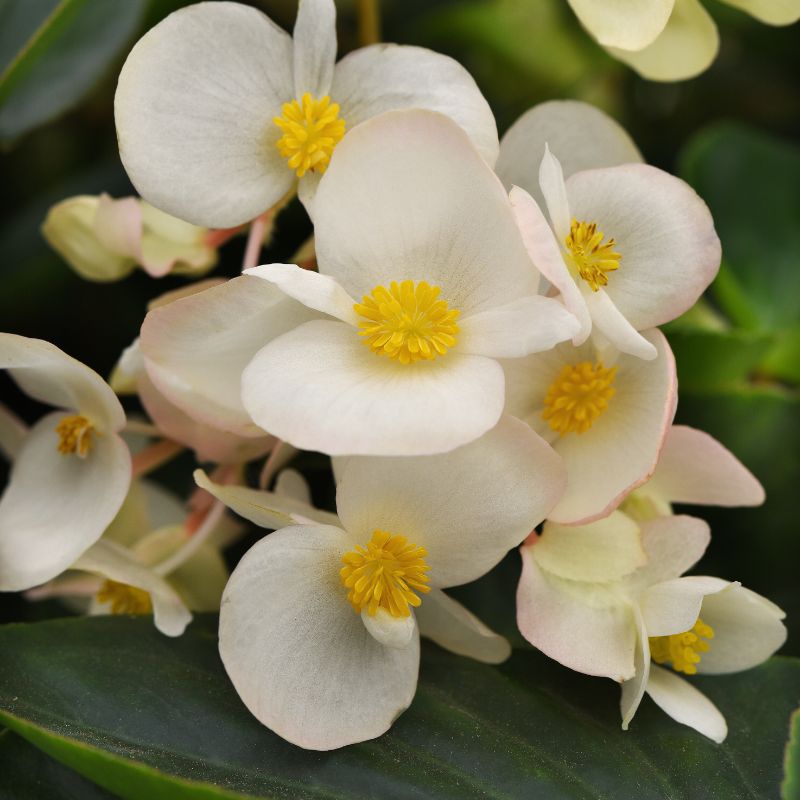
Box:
[242, 212, 270, 272]
[131, 439, 184, 479]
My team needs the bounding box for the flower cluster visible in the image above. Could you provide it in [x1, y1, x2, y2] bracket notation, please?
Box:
[0, 0, 787, 753]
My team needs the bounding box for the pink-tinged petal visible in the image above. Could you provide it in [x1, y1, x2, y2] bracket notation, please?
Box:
[93, 194, 142, 258]
[568, 0, 675, 49]
[583, 288, 657, 360]
[538, 145, 571, 240]
[292, 0, 336, 98]
[620, 607, 650, 730]
[645, 425, 765, 508]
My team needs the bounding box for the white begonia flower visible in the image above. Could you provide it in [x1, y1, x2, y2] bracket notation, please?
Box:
[42, 194, 218, 281]
[568, 0, 800, 82]
[503, 329, 676, 524]
[511, 147, 720, 359]
[114, 0, 499, 227]
[202, 417, 565, 749]
[517, 512, 787, 742]
[0, 334, 132, 592]
[238, 110, 579, 456]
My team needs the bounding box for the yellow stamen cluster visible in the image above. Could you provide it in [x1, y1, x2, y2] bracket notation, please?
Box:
[55, 414, 94, 457]
[355, 280, 460, 365]
[274, 93, 346, 177]
[340, 529, 431, 617]
[96, 580, 153, 616]
[542, 361, 616, 435]
[565, 219, 621, 292]
[649, 618, 715, 675]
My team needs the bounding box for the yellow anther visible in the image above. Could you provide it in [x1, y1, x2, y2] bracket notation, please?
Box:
[649, 618, 715, 675]
[354, 280, 460, 365]
[565, 218, 621, 292]
[55, 414, 94, 457]
[340, 529, 431, 618]
[96, 580, 153, 616]
[542, 361, 616, 435]
[274, 93, 346, 177]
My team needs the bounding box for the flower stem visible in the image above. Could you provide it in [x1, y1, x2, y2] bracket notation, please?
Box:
[131, 439, 184, 478]
[154, 500, 225, 576]
[242, 212, 270, 271]
[357, 0, 381, 46]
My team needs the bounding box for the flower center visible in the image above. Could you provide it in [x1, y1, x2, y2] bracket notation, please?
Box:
[354, 280, 460, 365]
[565, 218, 621, 292]
[273, 93, 346, 178]
[96, 580, 153, 616]
[340, 529, 431, 617]
[55, 414, 95, 457]
[649, 617, 714, 675]
[542, 361, 616, 435]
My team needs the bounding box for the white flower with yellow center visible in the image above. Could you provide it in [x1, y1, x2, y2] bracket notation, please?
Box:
[517, 512, 787, 741]
[114, 0, 499, 226]
[503, 330, 676, 524]
[0, 334, 131, 591]
[510, 145, 720, 360]
[197, 417, 566, 749]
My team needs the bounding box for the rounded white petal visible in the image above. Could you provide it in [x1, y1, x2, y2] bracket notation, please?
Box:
[242, 319, 506, 456]
[219, 525, 420, 750]
[721, 0, 800, 24]
[331, 44, 498, 166]
[140, 276, 317, 437]
[292, 0, 336, 97]
[361, 608, 417, 649]
[336, 415, 566, 586]
[566, 164, 720, 330]
[497, 100, 642, 209]
[0, 402, 26, 461]
[415, 589, 511, 665]
[645, 425, 765, 508]
[517, 545, 637, 681]
[0, 333, 125, 432]
[274, 468, 312, 504]
[583, 288, 658, 360]
[115, 2, 295, 227]
[645, 664, 727, 742]
[568, 0, 675, 49]
[638, 575, 728, 637]
[620, 609, 650, 729]
[696, 584, 787, 674]
[533, 512, 646, 584]
[0, 414, 131, 591]
[608, 0, 719, 82]
[313, 109, 537, 316]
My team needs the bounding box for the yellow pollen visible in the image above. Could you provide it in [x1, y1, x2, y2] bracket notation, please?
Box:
[542, 361, 616, 435]
[55, 414, 95, 457]
[340, 529, 431, 618]
[273, 93, 346, 177]
[354, 280, 460, 365]
[96, 580, 153, 616]
[649, 618, 715, 675]
[565, 218, 621, 292]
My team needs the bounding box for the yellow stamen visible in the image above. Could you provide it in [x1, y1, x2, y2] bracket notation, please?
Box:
[649, 618, 715, 675]
[542, 361, 616, 435]
[96, 580, 153, 616]
[340, 529, 431, 617]
[354, 280, 460, 365]
[273, 93, 346, 177]
[565, 218, 621, 292]
[55, 414, 94, 457]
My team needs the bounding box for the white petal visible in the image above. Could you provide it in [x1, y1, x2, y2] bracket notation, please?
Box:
[645, 664, 727, 742]
[74, 539, 192, 637]
[0, 333, 125, 432]
[313, 109, 536, 316]
[639, 575, 728, 637]
[538, 145, 571, 240]
[497, 100, 642, 210]
[620, 607, 650, 729]
[140, 276, 317, 437]
[459, 295, 579, 358]
[533, 512, 646, 584]
[93, 194, 142, 258]
[274, 468, 312, 504]
[645, 425, 765, 508]
[721, 0, 800, 24]
[336, 415, 565, 586]
[331, 44, 498, 166]
[568, 0, 675, 49]
[583, 288, 658, 360]
[115, 2, 295, 227]
[0, 402, 26, 461]
[292, 0, 336, 97]
[361, 608, 417, 649]
[245, 263, 358, 324]
[219, 525, 420, 750]
[566, 164, 720, 330]
[696, 583, 787, 674]
[415, 589, 511, 664]
[0, 414, 131, 591]
[242, 319, 506, 456]
[518, 545, 637, 680]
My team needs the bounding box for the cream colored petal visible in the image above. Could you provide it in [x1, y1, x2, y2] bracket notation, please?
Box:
[720, 0, 800, 24]
[568, 0, 675, 49]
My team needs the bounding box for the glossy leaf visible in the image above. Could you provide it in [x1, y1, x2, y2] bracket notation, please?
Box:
[784, 708, 800, 800]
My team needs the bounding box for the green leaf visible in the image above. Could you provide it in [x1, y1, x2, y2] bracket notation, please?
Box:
[784, 708, 800, 800]
[0, 0, 147, 146]
[0, 616, 797, 799]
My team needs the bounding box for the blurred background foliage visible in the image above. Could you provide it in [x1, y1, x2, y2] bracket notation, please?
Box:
[0, 0, 798, 657]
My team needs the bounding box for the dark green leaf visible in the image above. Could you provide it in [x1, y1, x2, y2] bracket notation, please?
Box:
[784, 708, 800, 800]
[0, 616, 797, 799]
